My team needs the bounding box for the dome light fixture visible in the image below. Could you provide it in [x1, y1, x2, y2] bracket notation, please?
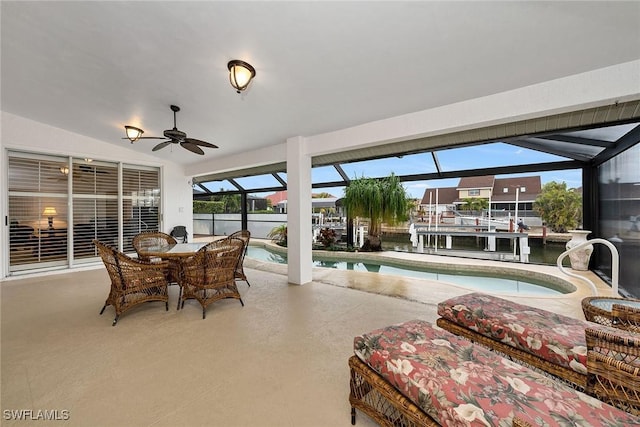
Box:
[227, 60, 256, 93]
[124, 125, 144, 143]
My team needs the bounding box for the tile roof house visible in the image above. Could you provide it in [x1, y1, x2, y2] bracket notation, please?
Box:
[421, 175, 542, 213]
[420, 187, 459, 207]
[492, 176, 542, 204]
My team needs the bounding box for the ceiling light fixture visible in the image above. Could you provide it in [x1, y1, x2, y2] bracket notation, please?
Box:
[124, 125, 144, 143]
[227, 60, 256, 93]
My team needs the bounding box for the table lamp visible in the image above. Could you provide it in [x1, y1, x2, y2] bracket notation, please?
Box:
[42, 206, 57, 230]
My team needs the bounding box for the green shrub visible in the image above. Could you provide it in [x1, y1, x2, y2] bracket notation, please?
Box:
[193, 200, 225, 214]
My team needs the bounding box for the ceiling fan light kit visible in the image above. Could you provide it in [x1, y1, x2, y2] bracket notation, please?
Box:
[124, 125, 144, 143]
[122, 60, 254, 152]
[123, 105, 218, 155]
[227, 59, 256, 93]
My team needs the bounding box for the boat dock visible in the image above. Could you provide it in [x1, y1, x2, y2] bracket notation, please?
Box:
[410, 225, 533, 263]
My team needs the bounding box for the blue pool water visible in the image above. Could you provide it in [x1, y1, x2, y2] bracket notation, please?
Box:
[246, 246, 567, 295]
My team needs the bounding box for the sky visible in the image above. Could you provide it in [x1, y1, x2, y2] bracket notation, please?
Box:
[201, 142, 583, 200]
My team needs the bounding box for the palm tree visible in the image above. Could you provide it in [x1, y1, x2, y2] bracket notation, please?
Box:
[343, 173, 408, 251]
[462, 197, 488, 216]
[267, 224, 287, 246]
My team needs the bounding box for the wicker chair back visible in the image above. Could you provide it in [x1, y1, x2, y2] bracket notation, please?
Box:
[132, 231, 177, 262]
[226, 230, 251, 286]
[178, 237, 245, 318]
[93, 239, 169, 325]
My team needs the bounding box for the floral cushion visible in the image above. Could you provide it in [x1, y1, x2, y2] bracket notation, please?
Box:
[437, 292, 596, 375]
[354, 320, 640, 426]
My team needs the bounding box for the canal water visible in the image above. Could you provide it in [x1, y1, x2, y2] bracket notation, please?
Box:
[380, 235, 567, 265]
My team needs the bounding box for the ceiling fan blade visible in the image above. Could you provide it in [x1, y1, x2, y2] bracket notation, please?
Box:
[152, 141, 173, 151]
[184, 138, 218, 148]
[180, 141, 205, 155]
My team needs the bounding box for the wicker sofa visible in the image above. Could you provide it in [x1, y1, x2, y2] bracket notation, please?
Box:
[436, 292, 640, 414]
[436, 292, 606, 390]
[349, 319, 640, 426]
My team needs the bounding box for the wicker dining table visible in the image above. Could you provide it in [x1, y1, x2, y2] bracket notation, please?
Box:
[137, 242, 208, 310]
[137, 242, 207, 260]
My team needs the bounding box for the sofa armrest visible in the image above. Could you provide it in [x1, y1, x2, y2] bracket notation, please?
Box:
[585, 327, 640, 415]
[585, 327, 640, 363]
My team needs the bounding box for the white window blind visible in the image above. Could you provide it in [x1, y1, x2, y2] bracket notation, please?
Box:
[72, 159, 118, 261]
[8, 155, 69, 270]
[122, 166, 160, 253]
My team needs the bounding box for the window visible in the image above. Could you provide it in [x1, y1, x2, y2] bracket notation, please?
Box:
[469, 189, 480, 196]
[503, 188, 508, 193]
[520, 187, 526, 193]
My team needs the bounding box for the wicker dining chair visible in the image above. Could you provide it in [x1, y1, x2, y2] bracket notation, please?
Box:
[132, 231, 177, 262]
[177, 237, 245, 319]
[94, 239, 169, 326]
[132, 231, 178, 283]
[227, 230, 251, 286]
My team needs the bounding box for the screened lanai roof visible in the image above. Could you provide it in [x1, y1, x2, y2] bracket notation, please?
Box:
[193, 103, 640, 198]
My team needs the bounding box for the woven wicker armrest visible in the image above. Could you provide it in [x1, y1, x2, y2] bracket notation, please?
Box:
[585, 327, 640, 416]
[585, 327, 640, 360]
[612, 304, 640, 333]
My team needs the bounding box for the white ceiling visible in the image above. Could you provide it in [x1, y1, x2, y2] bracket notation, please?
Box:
[2, 1, 640, 167]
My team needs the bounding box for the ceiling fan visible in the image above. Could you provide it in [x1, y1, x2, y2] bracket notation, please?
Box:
[124, 105, 218, 155]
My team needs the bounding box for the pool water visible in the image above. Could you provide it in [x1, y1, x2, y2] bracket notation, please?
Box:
[246, 246, 566, 295]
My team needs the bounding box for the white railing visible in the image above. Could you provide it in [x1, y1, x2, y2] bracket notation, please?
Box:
[556, 238, 620, 296]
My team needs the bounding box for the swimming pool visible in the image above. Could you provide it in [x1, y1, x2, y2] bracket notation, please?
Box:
[246, 246, 570, 295]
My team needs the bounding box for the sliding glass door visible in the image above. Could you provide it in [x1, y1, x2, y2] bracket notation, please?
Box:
[7, 151, 160, 274]
[72, 159, 119, 263]
[8, 153, 69, 271]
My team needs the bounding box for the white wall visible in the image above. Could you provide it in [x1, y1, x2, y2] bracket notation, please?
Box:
[0, 112, 192, 278]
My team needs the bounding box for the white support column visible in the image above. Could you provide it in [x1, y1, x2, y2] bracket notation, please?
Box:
[488, 235, 496, 251]
[286, 136, 313, 285]
[519, 236, 530, 263]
